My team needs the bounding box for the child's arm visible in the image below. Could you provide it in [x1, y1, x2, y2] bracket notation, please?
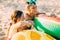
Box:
[6, 21, 13, 40]
[8, 21, 33, 40]
[7, 22, 21, 40]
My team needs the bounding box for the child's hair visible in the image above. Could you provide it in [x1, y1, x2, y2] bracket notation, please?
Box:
[11, 10, 23, 23]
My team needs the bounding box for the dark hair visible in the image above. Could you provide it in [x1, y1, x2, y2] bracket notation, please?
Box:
[15, 11, 23, 19]
[11, 10, 23, 23]
[32, 2, 36, 5]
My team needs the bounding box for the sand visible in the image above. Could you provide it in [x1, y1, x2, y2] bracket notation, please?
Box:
[0, 0, 60, 40]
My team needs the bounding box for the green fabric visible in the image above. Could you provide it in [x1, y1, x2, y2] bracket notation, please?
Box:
[27, 0, 36, 5]
[33, 17, 60, 38]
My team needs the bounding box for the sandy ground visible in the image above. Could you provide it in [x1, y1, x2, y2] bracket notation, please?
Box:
[0, 0, 60, 40]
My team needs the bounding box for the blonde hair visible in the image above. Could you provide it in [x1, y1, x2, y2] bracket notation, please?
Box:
[11, 10, 23, 23]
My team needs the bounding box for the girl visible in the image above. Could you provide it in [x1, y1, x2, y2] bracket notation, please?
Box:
[7, 10, 33, 40]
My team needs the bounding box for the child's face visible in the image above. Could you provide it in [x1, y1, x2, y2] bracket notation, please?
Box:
[28, 5, 37, 14]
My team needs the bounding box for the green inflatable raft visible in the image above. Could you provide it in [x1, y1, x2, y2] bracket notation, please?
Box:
[34, 17, 60, 38]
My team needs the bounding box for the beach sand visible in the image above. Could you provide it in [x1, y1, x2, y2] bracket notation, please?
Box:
[0, 0, 60, 40]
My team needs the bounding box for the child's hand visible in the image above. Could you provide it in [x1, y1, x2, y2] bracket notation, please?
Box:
[17, 24, 31, 32]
